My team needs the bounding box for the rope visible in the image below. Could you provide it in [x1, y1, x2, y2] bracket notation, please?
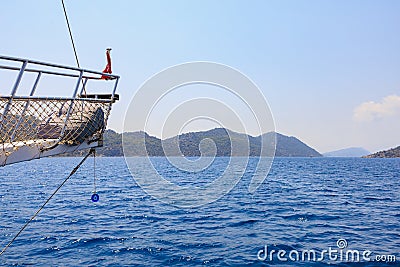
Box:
[0, 148, 95, 256]
[61, 0, 87, 94]
[93, 149, 97, 193]
[61, 0, 80, 68]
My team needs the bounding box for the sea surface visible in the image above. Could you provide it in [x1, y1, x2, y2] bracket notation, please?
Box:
[0, 157, 399, 266]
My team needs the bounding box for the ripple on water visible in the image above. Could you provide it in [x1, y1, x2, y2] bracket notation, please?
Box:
[0, 157, 399, 266]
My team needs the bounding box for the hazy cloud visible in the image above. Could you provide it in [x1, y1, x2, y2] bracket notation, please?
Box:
[353, 95, 400, 122]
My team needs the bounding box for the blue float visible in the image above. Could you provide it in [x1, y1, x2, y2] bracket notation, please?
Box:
[91, 193, 99, 202]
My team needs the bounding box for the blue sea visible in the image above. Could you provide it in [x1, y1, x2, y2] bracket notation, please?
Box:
[0, 157, 399, 266]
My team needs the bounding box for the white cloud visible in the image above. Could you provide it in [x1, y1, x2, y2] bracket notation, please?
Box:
[353, 94, 400, 122]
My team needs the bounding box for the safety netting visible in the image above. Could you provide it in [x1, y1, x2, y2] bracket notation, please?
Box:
[0, 96, 111, 159]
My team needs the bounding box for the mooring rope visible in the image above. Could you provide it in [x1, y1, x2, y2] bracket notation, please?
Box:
[0, 148, 95, 256]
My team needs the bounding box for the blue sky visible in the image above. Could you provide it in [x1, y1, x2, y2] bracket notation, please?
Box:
[1, 0, 399, 153]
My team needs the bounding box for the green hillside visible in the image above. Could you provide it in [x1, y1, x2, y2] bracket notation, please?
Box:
[363, 146, 400, 158]
[64, 128, 322, 157]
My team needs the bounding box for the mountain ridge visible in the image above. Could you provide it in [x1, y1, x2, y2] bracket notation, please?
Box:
[65, 128, 322, 157]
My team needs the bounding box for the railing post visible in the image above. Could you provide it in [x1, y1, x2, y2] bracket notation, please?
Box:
[10, 72, 42, 142]
[58, 70, 83, 138]
[103, 77, 119, 133]
[29, 72, 42, 96]
[10, 60, 28, 97]
[1, 60, 28, 124]
[111, 77, 119, 103]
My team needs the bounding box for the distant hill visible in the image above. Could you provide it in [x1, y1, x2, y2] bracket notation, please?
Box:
[323, 147, 370, 157]
[273, 132, 321, 157]
[363, 146, 400, 158]
[65, 128, 322, 157]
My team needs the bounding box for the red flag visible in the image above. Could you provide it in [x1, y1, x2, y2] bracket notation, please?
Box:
[101, 48, 112, 80]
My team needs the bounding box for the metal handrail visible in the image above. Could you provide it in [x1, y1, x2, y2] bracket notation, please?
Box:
[0, 65, 112, 80]
[0, 96, 115, 103]
[0, 54, 119, 151]
[0, 55, 120, 79]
